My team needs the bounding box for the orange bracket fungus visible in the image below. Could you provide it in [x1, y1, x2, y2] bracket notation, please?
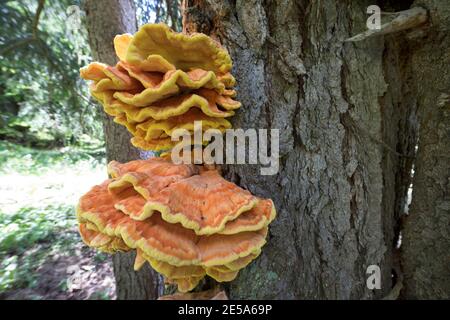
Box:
[78, 23, 277, 295]
[77, 158, 276, 293]
[80, 23, 240, 151]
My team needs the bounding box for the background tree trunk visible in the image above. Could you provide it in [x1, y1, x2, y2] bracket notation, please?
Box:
[84, 0, 163, 300]
[183, 0, 416, 299]
[401, 0, 450, 299]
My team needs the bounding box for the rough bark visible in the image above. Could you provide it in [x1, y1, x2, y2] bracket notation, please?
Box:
[401, 0, 450, 299]
[183, 0, 414, 299]
[84, 0, 162, 300]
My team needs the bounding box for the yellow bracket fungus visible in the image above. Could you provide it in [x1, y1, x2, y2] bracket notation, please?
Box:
[80, 23, 240, 151]
[125, 23, 232, 74]
[77, 24, 277, 295]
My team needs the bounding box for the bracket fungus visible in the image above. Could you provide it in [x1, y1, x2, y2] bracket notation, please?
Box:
[77, 158, 276, 292]
[78, 24, 277, 295]
[80, 23, 240, 151]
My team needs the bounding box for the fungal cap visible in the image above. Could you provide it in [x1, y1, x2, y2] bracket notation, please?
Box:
[113, 92, 238, 123]
[126, 23, 232, 74]
[122, 169, 258, 235]
[81, 63, 141, 92]
[136, 108, 231, 141]
[114, 33, 133, 61]
[112, 69, 228, 107]
[219, 199, 277, 235]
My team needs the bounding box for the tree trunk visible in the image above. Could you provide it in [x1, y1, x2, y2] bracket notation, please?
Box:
[84, 0, 163, 300]
[82, 0, 448, 300]
[183, 0, 415, 299]
[401, 0, 450, 299]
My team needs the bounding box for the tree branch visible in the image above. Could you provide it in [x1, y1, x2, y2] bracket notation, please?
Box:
[0, 0, 46, 55]
[32, 0, 46, 38]
[345, 7, 427, 42]
[0, 36, 36, 55]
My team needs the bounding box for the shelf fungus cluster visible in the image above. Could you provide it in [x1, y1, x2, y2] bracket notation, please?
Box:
[78, 24, 276, 294]
[77, 158, 276, 292]
[80, 23, 240, 151]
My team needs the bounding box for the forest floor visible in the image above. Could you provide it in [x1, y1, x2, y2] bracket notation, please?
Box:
[0, 141, 116, 300]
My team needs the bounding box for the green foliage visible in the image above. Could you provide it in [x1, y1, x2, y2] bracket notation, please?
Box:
[0, 256, 18, 291]
[0, 204, 77, 291]
[0, 141, 106, 294]
[0, 140, 105, 174]
[88, 290, 112, 300]
[0, 205, 74, 254]
[0, 1, 182, 148]
[0, 0, 102, 147]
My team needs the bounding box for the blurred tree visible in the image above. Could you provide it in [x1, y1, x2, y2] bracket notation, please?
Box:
[135, 0, 182, 31]
[84, 0, 163, 300]
[82, 0, 182, 300]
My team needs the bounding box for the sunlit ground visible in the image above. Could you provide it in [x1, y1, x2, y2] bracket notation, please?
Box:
[0, 141, 115, 300]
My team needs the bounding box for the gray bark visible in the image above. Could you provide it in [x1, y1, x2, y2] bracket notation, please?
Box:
[183, 0, 415, 299]
[82, 0, 449, 300]
[401, 0, 450, 299]
[84, 0, 162, 300]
